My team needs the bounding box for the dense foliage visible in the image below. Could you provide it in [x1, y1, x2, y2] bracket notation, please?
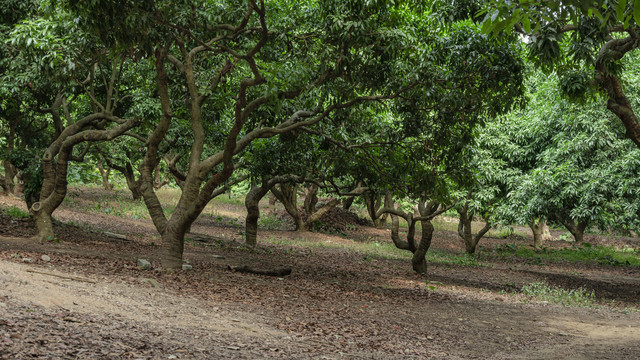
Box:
[1, 0, 639, 273]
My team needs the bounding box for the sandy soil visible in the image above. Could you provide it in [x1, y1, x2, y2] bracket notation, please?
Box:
[1, 188, 639, 359]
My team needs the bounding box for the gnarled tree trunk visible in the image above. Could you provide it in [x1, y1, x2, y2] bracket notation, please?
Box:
[556, 216, 588, 243]
[97, 163, 114, 190]
[245, 175, 302, 246]
[457, 205, 491, 254]
[271, 183, 305, 231]
[303, 184, 318, 215]
[412, 219, 434, 274]
[382, 198, 451, 274]
[364, 192, 389, 229]
[245, 185, 271, 247]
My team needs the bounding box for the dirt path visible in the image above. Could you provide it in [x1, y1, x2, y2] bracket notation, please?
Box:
[1, 189, 640, 359]
[2, 256, 639, 359]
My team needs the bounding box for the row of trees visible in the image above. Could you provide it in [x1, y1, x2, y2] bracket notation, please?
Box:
[2, 1, 640, 273]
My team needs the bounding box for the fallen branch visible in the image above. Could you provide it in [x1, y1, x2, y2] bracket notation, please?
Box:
[26, 269, 97, 284]
[104, 231, 128, 240]
[227, 265, 292, 277]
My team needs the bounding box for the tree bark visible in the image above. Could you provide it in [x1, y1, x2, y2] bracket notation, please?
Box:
[271, 184, 305, 231]
[412, 219, 434, 274]
[245, 185, 271, 247]
[457, 206, 491, 254]
[364, 192, 389, 229]
[268, 192, 277, 206]
[542, 219, 552, 242]
[557, 217, 587, 243]
[382, 199, 451, 274]
[595, 38, 640, 149]
[31, 202, 54, 243]
[342, 196, 354, 210]
[303, 184, 318, 215]
[14, 171, 25, 195]
[161, 223, 186, 269]
[125, 173, 142, 200]
[529, 218, 545, 248]
[97, 163, 114, 190]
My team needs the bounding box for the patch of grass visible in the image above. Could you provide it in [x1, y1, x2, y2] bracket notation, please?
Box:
[210, 195, 245, 206]
[4, 206, 29, 219]
[521, 281, 595, 307]
[494, 242, 640, 267]
[258, 214, 282, 230]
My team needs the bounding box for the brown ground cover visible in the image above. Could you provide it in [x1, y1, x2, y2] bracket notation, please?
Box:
[1, 187, 639, 359]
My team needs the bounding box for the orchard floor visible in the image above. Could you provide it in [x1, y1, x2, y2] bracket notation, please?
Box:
[1, 187, 639, 359]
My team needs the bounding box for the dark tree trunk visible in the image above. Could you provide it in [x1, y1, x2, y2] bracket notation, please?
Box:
[303, 184, 318, 215]
[390, 212, 416, 251]
[457, 206, 491, 254]
[245, 185, 271, 247]
[272, 184, 305, 231]
[412, 220, 434, 274]
[342, 196, 354, 210]
[387, 198, 445, 274]
[123, 163, 142, 200]
[558, 217, 587, 243]
[153, 164, 169, 190]
[364, 192, 389, 229]
[598, 65, 640, 149]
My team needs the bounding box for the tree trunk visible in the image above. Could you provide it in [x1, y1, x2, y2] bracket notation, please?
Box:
[2, 160, 16, 194]
[303, 197, 342, 230]
[161, 226, 186, 270]
[14, 171, 25, 195]
[458, 210, 475, 254]
[97, 163, 114, 190]
[31, 203, 55, 243]
[529, 218, 545, 248]
[245, 185, 270, 247]
[542, 219, 552, 242]
[123, 164, 142, 200]
[153, 164, 169, 190]
[597, 64, 640, 150]
[303, 184, 318, 215]
[272, 184, 305, 231]
[364, 192, 388, 229]
[412, 220, 434, 274]
[342, 196, 354, 210]
[457, 207, 491, 254]
[268, 192, 277, 206]
[558, 218, 587, 243]
[390, 212, 416, 251]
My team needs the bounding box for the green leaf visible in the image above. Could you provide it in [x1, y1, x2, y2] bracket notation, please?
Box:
[491, 9, 500, 22]
[521, 15, 531, 33]
[616, 0, 626, 22]
[635, 0, 640, 25]
[593, 8, 603, 21]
